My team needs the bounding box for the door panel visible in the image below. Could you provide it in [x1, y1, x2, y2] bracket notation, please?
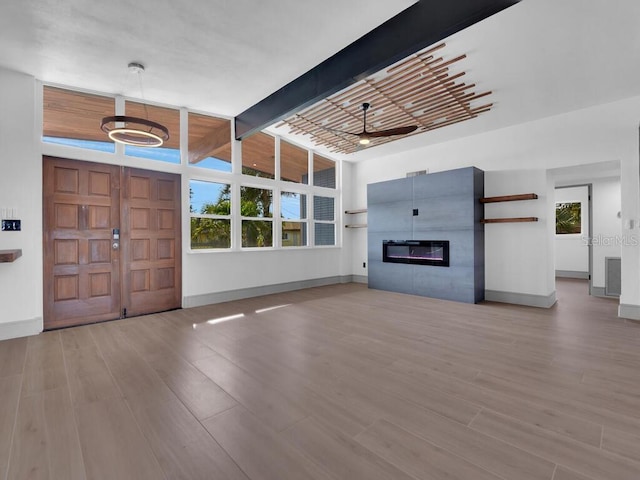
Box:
[121, 168, 181, 317]
[43, 157, 121, 329]
[43, 158, 182, 329]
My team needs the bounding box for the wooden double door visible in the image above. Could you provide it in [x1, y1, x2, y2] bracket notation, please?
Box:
[43, 157, 182, 330]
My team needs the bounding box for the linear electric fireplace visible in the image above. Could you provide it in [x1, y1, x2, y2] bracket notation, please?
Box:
[383, 240, 450, 267]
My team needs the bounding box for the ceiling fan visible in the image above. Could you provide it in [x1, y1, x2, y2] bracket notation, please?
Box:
[331, 102, 418, 146]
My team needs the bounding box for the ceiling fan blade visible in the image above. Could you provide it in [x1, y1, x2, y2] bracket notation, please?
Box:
[367, 125, 418, 138]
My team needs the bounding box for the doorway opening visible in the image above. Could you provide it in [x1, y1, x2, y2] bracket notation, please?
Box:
[551, 160, 622, 301]
[554, 184, 592, 294]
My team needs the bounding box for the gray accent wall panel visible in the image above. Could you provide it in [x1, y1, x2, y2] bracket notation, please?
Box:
[368, 202, 414, 233]
[412, 194, 475, 230]
[367, 166, 484, 304]
[368, 176, 413, 204]
[368, 262, 414, 294]
[412, 168, 473, 198]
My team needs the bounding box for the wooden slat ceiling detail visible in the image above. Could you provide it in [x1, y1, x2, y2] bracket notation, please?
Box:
[278, 43, 492, 154]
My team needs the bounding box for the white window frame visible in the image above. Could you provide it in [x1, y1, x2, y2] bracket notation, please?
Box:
[39, 82, 342, 253]
[188, 179, 233, 250]
[280, 189, 309, 248]
[240, 183, 275, 249]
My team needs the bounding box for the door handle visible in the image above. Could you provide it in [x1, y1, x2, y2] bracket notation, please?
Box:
[112, 228, 120, 250]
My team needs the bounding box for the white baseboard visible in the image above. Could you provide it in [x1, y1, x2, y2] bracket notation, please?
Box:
[0, 317, 43, 341]
[485, 290, 557, 308]
[555, 270, 590, 279]
[184, 275, 357, 308]
[590, 286, 608, 298]
[351, 275, 368, 284]
[619, 304, 640, 321]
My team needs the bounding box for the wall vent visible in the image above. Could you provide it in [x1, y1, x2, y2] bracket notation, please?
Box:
[406, 169, 428, 177]
[605, 257, 621, 297]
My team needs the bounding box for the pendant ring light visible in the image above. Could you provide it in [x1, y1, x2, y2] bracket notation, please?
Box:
[100, 63, 169, 148]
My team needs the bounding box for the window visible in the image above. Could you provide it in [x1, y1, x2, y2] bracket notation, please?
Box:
[43, 86, 116, 153]
[313, 153, 336, 188]
[556, 202, 582, 234]
[281, 140, 308, 184]
[190, 180, 231, 249]
[43, 85, 342, 250]
[314, 196, 335, 246]
[281, 191, 307, 247]
[188, 112, 232, 172]
[242, 132, 275, 179]
[241, 186, 273, 247]
[124, 102, 181, 163]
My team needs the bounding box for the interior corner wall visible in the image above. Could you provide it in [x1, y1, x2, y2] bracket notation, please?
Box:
[0, 68, 43, 338]
[350, 94, 640, 312]
[342, 160, 368, 281]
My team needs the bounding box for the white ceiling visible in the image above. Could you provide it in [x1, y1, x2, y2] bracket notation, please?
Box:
[0, 0, 415, 115]
[2, 0, 640, 162]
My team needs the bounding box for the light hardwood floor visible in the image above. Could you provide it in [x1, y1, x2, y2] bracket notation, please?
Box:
[1, 278, 640, 480]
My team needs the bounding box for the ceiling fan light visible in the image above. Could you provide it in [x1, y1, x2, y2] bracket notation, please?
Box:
[359, 136, 371, 145]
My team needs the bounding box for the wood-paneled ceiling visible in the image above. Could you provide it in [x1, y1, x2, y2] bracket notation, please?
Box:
[43, 87, 333, 183]
[43, 87, 234, 164]
[278, 43, 492, 154]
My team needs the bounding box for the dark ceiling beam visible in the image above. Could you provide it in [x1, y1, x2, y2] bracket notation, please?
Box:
[234, 0, 520, 140]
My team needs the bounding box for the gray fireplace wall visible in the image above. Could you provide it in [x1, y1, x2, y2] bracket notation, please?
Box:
[367, 167, 485, 303]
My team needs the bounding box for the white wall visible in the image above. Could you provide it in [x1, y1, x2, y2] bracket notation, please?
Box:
[484, 170, 555, 299]
[555, 186, 590, 274]
[592, 177, 622, 289]
[184, 160, 354, 304]
[0, 68, 351, 340]
[0, 68, 42, 338]
[349, 95, 640, 315]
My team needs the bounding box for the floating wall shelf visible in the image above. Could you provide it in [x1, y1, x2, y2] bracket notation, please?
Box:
[481, 193, 538, 224]
[480, 193, 538, 203]
[345, 209, 367, 228]
[481, 217, 538, 224]
[344, 209, 367, 214]
[0, 249, 22, 263]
